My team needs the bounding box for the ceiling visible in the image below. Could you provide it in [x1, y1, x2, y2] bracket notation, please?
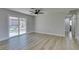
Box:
[8, 8, 77, 16]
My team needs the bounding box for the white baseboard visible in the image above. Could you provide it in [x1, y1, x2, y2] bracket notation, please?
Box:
[34, 31, 65, 37]
[27, 31, 35, 34]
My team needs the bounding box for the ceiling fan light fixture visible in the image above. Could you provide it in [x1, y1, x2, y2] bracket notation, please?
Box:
[29, 8, 44, 15]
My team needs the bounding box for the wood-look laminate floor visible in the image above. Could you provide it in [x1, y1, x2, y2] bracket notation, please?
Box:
[0, 32, 79, 50]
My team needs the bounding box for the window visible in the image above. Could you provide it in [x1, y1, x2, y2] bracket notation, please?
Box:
[9, 16, 26, 37]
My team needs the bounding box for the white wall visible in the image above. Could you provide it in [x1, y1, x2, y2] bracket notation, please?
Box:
[76, 12, 79, 40]
[0, 9, 35, 41]
[27, 16, 35, 33]
[35, 12, 67, 37]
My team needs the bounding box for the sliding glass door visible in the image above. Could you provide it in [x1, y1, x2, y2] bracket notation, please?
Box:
[9, 16, 19, 37]
[9, 16, 26, 37]
[19, 18, 26, 34]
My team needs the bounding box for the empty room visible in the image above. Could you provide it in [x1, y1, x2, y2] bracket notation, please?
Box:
[0, 8, 79, 50]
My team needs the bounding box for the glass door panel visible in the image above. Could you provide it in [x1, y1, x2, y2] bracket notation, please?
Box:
[19, 18, 26, 34]
[9, 16, 19, 37]
[9, 16, 26, 37]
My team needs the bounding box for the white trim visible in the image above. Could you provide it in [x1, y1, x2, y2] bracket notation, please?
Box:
[27, 31, 65, 37]
[34, 31, 65, 37]
[27, 31, 34, 34]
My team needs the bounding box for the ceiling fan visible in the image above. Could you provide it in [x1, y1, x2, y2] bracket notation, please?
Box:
[29, 8, 44, 15]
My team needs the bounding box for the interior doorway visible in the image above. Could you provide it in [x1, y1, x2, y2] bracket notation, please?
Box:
[65, 12, 77, 40]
